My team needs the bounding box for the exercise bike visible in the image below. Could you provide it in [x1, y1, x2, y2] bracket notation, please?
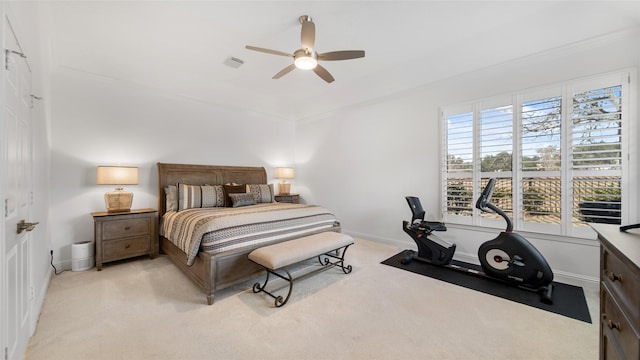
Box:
[402, 178, 554, 304]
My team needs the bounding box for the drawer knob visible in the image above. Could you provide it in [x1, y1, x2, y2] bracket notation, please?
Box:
[607, 320, 622, 331]
[125, 244, 130, 249]
[608, 272, 623, 283]
[124, 226, 131, 231]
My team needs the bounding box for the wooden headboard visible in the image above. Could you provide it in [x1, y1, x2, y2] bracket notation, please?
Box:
[157, 163, 268, 217]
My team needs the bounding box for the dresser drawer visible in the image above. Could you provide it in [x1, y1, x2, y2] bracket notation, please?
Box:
[602, 330, 624, 360]
[101, 217, 151, 240]
[102, 236, 151, 261]
[601, 284, 640, 360]
[602, 246, 640, 325]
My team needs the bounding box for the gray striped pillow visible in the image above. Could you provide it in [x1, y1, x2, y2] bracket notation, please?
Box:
[165, 185, 178, 211]
[201, 185, 225, 207]
[178, 184, 224, 210]
[247, 184, 274, 203]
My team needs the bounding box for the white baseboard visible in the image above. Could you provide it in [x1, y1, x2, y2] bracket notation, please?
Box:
[552, 270, 599, 292]
[30, 267, 52, 336]
[54, 260, 72, 272]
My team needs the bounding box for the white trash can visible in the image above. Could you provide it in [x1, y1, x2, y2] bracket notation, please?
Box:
[71, 241, 94, 271]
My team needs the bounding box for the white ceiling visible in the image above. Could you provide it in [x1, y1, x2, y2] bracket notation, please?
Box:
[47, 1, 640, 121]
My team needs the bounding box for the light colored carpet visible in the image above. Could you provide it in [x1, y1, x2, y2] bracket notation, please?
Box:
[26, 239, 599, 359]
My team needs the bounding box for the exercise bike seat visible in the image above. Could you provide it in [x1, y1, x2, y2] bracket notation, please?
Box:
[414, 221, 447, 232]
[405, 196, 447, 231]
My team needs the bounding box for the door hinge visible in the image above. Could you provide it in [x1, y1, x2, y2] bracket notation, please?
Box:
[5, 346, 7, 360]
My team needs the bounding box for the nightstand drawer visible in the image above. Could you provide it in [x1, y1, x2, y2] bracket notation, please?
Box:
[102, 218, 151, 240]
[102, 236, 151, 261]
[274, 194, 299, 204]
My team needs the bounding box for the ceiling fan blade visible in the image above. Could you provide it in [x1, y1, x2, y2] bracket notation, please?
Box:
[313, 64, 335, 83]
[318, 50, 365, 61]
[300, 16, 315, 50]
[245, 45, 292, 58]
[272, 64, 297, 79]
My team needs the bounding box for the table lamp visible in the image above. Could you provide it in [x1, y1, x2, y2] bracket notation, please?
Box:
[96, 166, 139, 212]
[274, 167, 294, 195]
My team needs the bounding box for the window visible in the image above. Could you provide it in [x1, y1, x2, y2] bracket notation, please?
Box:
[442, 71, 633, 237]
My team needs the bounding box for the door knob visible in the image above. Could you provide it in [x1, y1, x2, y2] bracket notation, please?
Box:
[17, 220, 39, 234]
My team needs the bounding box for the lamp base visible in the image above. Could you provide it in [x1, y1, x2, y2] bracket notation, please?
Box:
[104, 190, 133, 213]
[278, 183, 291, 195]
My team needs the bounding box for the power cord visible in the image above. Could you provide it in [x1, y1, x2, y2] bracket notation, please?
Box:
[50, 250, 65, 275]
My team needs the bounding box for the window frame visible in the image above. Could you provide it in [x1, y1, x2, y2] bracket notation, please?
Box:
[440, 70, 636, 239]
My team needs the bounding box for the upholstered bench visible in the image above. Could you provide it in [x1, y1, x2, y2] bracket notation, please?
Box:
[248, 232, 354, 307]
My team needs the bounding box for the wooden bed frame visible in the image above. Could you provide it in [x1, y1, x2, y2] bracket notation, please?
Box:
[157, 162, 341, 305]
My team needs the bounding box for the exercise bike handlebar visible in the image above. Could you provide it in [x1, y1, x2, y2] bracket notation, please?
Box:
[475, 178, 514, 232]
[484, 202, 513, 232]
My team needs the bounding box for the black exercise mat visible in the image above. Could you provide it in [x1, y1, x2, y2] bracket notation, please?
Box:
[381, 250, 592, 323]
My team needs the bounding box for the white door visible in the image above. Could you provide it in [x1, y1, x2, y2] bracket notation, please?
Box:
[3, 16, 34, 360]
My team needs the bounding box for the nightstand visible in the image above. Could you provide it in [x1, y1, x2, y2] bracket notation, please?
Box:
[275, 194, 300, 204]
[91, 208, 158, 271]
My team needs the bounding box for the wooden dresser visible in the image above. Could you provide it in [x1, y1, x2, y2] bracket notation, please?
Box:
[591, 224, 640, 360]
[91, 208, 158, 271]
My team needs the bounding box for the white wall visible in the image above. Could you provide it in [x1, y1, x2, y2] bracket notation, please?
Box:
[49, 69, 296, 268]
[295, 29, 640, 288]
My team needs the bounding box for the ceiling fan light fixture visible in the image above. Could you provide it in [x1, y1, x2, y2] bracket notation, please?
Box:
[294, 55, 317, 70]
[293, 49, 317, 70]
[246, 15, 365, 82]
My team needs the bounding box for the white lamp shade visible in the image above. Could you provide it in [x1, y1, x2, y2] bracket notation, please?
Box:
[274, 167, 295, 179]
[96, 166, 139, 185]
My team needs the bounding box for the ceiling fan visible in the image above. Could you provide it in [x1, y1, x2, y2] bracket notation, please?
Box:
[246, 15, 365, 83]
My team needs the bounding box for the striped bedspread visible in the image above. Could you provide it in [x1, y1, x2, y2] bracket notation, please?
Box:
[160, 203, 339, 266]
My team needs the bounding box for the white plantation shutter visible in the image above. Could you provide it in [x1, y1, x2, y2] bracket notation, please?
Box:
[480, 105, 513, 172]
[520, 96, 562, 226]
[441, 71, 632, 236]
[521, 97, 562, 172]
[445, 112, 474, 218]
[479, 105, 513, 220]
[571, 85, 622, 225]
[446, 112, 474, 174]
